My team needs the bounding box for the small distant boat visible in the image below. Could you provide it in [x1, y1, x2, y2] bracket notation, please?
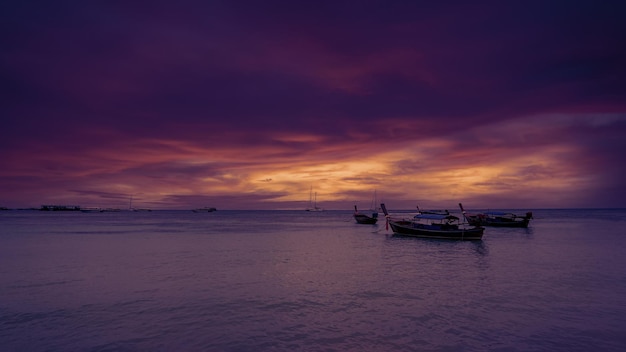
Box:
[305, 186, 324, 212]
[381, 203, 484, 240]
[192, 207, 217, 213]
[353, 205, 378, 224]
[459, 203, 532, 228]
[128, 196, 151, 212]
[80, 207, 102, 213]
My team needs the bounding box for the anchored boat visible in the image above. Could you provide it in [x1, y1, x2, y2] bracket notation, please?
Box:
[381, 203, 484, 240]
[353, 205, 378, 224]
[459, 203, 532, 228]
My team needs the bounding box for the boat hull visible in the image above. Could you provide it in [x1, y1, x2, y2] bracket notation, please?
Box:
[354, 214, 378, 224]
[484, 219, 529, 228]
[193, 207, 217, 213]
[388, 220, 484, 240]
[466, 216, 530, 228]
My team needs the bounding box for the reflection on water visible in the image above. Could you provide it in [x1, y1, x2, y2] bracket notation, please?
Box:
[1, 209, 626, 351]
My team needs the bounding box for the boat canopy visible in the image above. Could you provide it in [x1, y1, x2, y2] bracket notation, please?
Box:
[414, 213, 459, 221]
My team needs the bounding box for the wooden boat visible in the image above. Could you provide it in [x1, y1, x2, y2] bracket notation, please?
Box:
[459, 203, 532, 228]
[192, 207, 217, 213]
[416, 205, 450, 216]
[353, 205, 378, 224]
[381, 203, 484, 240]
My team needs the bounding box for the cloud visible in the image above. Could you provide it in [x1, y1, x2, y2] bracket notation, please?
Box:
[1, 1, 625, 209]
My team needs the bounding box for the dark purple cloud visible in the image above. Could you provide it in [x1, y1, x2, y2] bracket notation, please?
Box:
[1, 0, 625, 209]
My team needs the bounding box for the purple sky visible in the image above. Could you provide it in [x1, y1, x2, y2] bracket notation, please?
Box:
[2, 1, 625, 210]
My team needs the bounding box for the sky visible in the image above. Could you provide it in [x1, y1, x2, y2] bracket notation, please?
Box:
[2, 0, 626, 210]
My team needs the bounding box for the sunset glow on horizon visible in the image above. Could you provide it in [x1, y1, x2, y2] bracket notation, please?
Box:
[2, 1, 625, 210]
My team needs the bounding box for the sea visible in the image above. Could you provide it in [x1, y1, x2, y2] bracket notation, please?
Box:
[1, 208, 625, 352]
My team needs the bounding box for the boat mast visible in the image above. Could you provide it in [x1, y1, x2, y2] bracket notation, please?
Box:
[370, 189, 378, 211]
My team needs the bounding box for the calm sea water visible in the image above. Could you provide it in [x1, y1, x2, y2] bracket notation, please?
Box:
[1, 209, 626, 351]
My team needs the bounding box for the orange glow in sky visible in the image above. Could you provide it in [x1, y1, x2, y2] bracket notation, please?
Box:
[2, 3, 625, 209]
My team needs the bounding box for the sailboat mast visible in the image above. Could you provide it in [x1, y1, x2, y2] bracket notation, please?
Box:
[370, 190, 378, 211]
